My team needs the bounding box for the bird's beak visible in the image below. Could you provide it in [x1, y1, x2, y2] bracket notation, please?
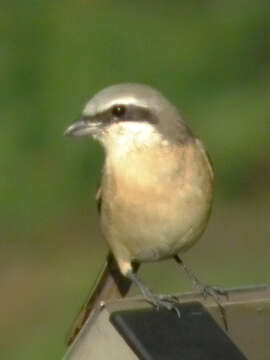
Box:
[64, 118, 101, 137]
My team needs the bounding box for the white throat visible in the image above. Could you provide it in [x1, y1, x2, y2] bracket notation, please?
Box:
[100, 122, 164, 159]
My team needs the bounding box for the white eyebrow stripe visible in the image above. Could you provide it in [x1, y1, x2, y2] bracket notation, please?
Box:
[98, 97, 148, 112]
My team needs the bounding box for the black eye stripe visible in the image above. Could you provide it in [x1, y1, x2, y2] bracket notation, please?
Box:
[111, 104, 158, 124]
[82, 105, 158, 125]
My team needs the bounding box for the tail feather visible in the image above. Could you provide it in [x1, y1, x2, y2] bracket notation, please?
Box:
[67, 253, 139, 346]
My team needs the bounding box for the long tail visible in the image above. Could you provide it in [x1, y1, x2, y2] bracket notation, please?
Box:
[67, 252, 139, 346]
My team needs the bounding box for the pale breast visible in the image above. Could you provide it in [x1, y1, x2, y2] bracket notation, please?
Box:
[100, 139, 214, 263]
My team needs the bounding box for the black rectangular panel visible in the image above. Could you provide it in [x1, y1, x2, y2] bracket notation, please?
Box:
[110, 302, 247, 360]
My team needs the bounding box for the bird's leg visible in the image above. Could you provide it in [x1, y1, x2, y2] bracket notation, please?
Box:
[174, 255, 228, 298]
[174, 255, 228, 330]
[127, 270, 181, 317]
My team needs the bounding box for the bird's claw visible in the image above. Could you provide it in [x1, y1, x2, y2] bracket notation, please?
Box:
[144, 293, 181, 317]
[197, 285, 229, 331]
[199, 285, 228, 302]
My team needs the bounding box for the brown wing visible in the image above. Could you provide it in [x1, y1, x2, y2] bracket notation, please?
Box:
[96, 184, 102, 215]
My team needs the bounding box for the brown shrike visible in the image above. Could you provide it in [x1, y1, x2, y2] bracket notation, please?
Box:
[64, 83, 226, 345]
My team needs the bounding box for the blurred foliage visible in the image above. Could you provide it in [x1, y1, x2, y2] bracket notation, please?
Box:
[0, 1, 270, 359]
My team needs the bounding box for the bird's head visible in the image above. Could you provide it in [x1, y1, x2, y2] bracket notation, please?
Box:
[64, 83, 192, 152]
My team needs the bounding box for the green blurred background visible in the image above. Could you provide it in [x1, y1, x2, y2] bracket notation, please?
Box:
[1, 1, 270, 358]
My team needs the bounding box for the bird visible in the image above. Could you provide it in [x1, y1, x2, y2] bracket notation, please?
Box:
[64, 83, 226, 345]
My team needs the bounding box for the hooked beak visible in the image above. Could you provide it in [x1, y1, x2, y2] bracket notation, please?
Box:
[64, 118, 101, 137]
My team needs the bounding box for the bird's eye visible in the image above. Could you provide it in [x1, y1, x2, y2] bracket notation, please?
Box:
[112, 105, 126, 117]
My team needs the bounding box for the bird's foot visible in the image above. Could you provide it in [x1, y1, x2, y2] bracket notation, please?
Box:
[198, 284, 229, 302]
[197, 284, 229, 331]
[143, 289, 181, 317]
[127, 271, 181, 317]
[173, 256, 229, 330]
